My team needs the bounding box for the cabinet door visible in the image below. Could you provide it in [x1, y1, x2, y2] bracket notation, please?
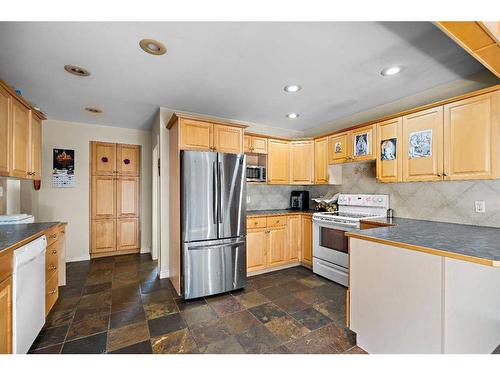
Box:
[213, 124, 243, 154]
[179, 118, 212, 151]
[10, 100, 30, 178]
[376, 118, 403, 183]
[402, 107, 444, 182]
[30, 115, 42, 180]
[116, 144, 140, 176]
[244, 135, 253, 153]
[247, 228, 267, 272]
[290, 141, 314, 184]
[352, 125, 376, 162]
[116, 218, 140, 251]
[267, 226, 287, 267]
[0, 86, 10, 175]
[444, 91, 499, 180]
[91, 219, 116, 254]
[116, 177, 139, 218]
[91, 176, 116, 219]
[302, 215, 312, 265]
[328, 133, 349, 164]
[0, 276, 12, 354]
[267, 139, 290, 184]
[92, 142, 116, 176]
[314, 137, 328, 184]
[251, 136, 268, 154]
[288, 216, 301, 262]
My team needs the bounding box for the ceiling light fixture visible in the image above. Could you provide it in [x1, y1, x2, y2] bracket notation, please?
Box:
[139, 39, 167, 55]
[286, 113, 299, 119]
[85, 107, 103, 114]
[64, 64, 90, 77]
[380, 66, 403, 76]
[284, 84, 302, 93]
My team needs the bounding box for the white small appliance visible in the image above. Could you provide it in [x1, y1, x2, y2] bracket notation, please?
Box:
[312, 194, 389, 286]
[246, 165, 266, 182]
[12, 235, 47, 354]
[0, 214, 35, 225]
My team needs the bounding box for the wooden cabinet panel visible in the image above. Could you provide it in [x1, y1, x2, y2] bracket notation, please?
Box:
[328, 133, 349, 164]
[116, 218, 140, 251]
[45, 273, 58, 316]
[45, 242, 59, 282]
[179, 119, 212, 151]
[213, 124, 242, 153]
[267, 226, 287, 267]
[402, 107, 444, 182]
[314, 137, 328, 184]
[290, 141, 314, 184]
[247, 228, 267, 272]
[116, 144, 140, 176]
[245, 135, 268, 154]
[116, 177, 139, 218]
[268, 139, 290, 184]
[91, 176, 115, 219]
[352, 125, 376, 162]
[30, 115, 42, 179]
[0, 86, 10, 175]
[444, 91, 499, 180]
[0, 276, 12, 354]
[247, 216, 267, 229]
[92, 142, 116, 176]
[288, 216, 301, 262]
[376, 118, 403, 183]
[266, 216, 287, 228]
[91, 219, 116, 254]
[302, 215, 312, 266]
[10, 100, 30, 178]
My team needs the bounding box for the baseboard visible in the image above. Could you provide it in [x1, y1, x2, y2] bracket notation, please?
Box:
[247, 262, 301, 277]
[140, 247, 151, 254]
[66, 255, 91, 263]
[159, 269, 170, 279]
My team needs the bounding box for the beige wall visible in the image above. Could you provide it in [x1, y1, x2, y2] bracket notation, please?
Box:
[38, 120, 152, 262]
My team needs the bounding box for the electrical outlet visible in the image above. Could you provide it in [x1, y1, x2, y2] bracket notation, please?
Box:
[475, 200, 486, 213]
[246, 196, 251, 204]
[0, 186, 3, 197]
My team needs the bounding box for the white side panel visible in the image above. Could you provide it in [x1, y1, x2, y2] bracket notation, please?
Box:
[443, 258, 500, 354]
[349, 238, 442, 354]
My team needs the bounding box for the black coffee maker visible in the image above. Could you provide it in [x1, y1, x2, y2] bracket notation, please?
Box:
[290, 191, 309, 210]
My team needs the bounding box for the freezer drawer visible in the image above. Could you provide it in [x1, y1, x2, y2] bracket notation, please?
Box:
[183, 237, 246, 299]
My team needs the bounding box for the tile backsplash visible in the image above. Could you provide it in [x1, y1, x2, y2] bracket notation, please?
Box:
[247, 184, 330, 210]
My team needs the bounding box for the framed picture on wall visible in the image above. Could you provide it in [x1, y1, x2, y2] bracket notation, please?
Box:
[53, 148, 75, 188]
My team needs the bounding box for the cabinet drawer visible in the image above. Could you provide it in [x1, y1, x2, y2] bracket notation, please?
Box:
[45, 242, 58, 282]
[45, 226, 61, 247]
[247, 217, 267, 229]
[266, 216, 287, 228]
[45, 272, 58, 315]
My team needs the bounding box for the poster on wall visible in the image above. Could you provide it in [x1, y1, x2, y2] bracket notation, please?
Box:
[52, 148, 75, 188]
[354, 133, 369, 157]
[408, 130, 432, 159]
[381, 138, 397, 160]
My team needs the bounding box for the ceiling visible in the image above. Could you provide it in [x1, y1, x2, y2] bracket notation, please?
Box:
[0, 22, 491, 131]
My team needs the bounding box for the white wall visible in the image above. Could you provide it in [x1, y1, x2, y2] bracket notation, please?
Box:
[38, 120, 152, 262]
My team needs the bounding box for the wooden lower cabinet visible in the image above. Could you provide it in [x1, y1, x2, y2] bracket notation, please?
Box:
[302, 215, 313, 267]
[247, 228, 268, 272]
[45, 273, 58, 316]
[91, 219, 116, 254]
[267, 225, 287, 267]
[0, 276, 12, 354]
[116, 218, 140, 251]
[288, 215, 302, 262]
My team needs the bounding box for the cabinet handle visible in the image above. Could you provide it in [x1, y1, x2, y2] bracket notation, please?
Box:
[52, 250, 57, 255]
[254, 222, 258, 225]
[443, 173, 448, 177]
[49, 289, 57, 295]
[50, 234, 57, 239]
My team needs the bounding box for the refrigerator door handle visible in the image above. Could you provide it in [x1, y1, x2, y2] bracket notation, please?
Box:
[217, 161, 223, 224]
[188, 240, 245, 251]
[212, 161, 218, 225]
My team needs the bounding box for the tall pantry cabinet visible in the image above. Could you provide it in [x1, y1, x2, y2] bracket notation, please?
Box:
[90, 141, 141, 258]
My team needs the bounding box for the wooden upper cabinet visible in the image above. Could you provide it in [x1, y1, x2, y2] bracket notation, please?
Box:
[267, 139, 290, 184]
[116, 177, 139, 218]
[246, 228, 267, 272]
[376, 118, 403, 183]
[314, 137, 328, 184]
[213, 124, 243, 153]
[351, 125, 376, 162]
[116, 218, 140, 251]
[328, 133, 349, 164]
[92, 142, 116, 176]
[402, 107, 444, 182]
[91, 176, 115, 219]
[179, 118, 212, 151]
[290, 141, 314, 184]
[444, 91, 499, 180]
[0, 86, 10, 176]
[301, 215, 312, 266]
[10, 100, 30, 179]
[116, 144, 140, 176]
[244, 135, 268, 154]
[91, 219, 116, 254]
[30, 114, 42, 180]
[287, 216, 301, 262]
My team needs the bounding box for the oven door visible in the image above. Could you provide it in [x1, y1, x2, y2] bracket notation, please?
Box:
[312, 220, 350, 269]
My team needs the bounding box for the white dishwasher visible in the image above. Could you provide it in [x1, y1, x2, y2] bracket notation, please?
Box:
[12, 235, 47, 354]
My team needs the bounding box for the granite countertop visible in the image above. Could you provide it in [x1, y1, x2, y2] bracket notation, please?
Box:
[0, 222, 62, 254]
[348, 217, 500, 267]
[247, 209, 318, 217]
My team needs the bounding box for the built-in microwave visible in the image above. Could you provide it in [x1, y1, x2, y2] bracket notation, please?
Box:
[246, 165, 266, 182]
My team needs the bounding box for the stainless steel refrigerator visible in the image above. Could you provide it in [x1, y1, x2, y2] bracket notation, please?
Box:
[181, 150, 247, 299]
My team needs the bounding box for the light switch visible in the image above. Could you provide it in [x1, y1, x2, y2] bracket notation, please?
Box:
[0, 186, 3, 197]
[475, 201, 486, 213]
[246, 196, 251, 204]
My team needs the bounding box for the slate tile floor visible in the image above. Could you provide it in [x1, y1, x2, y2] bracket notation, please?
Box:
[29, 254, 366, 354]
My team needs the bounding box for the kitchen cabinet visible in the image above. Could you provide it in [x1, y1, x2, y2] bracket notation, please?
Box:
[10, 100, 30, 179]
[290, 140, 314, 184]
[288, 215, 301, 262]
[327, 125, 376, 165]
[91, 176, 116, 220]
[0, 276, 12, 354]
[376, 118, 403, 183]
[302, 215, 313, 267]
[116, 144, 140, 176]
[91, 219, 116, 254]
[116, 177, 139, 218]
[116, 218, 140, 251]
[244, 134, 268, 154]
[314, 137, 329, 184]
[267, 139, 290, 184]
[92, 142, 117, 176]
[247, 228, 268, 272]
[0, 85, 10, 176]
[267, 225, 287, 267]
[402, 107, 444, 182]
[328, 133, 349, 164]
[213, 124, 243, 154]
[30, 114, 42, 180]
[443, 91, 499, 180]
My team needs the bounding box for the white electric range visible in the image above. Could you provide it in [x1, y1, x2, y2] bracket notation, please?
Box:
[312, 194, 389, 286]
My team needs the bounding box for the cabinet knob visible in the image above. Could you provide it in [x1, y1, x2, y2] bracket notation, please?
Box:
[50, 234, 57, 239]
[49, 265, 57, 271]
[123, 159, 130, 165]
[52, 250, 57, 255]
[101, 156, 108, 163]
[49, 289, 57, 295]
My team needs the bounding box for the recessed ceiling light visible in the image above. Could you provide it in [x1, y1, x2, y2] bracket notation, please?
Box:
[64, 64, 90, 77]
[380, 66, 403, 76]
[286, 113, 299, 119]
[85, 107, 103, 114]
[139, 39, 167, 55]
[284, 84, 302, 93]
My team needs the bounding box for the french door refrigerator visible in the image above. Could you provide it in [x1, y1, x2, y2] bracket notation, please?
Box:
[181, 150, 247, 299]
